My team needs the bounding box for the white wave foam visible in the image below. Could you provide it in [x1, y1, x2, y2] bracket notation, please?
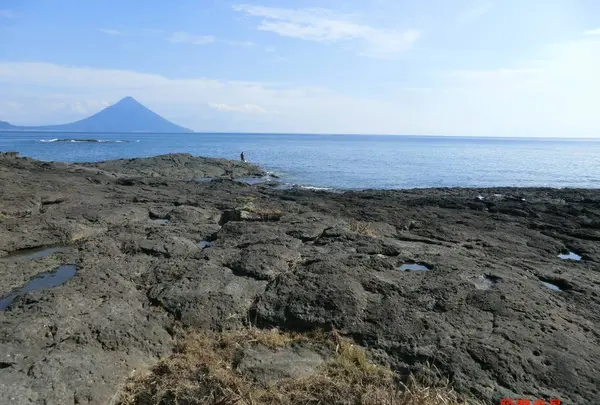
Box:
[40, 138, 130, 143]
[275, 183, 334, 191]
[299, 185, 333, 191]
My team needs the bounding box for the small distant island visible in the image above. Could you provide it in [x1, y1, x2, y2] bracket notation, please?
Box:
[0, 97, 193, 133]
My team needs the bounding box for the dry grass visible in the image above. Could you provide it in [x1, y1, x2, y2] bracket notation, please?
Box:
[117, 328, 483, 405]
[252, 208, 282, 222]
[236, 201, 282, 222]
[347, 221, 377, 237]
[235, 196, 257, 204]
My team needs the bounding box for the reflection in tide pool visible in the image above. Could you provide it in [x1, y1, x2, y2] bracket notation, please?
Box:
[0, 265, 77, 311]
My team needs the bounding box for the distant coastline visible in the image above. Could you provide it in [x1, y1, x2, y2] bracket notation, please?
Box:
[0, 129, 195, 134]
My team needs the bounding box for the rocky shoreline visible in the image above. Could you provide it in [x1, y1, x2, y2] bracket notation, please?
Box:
[0, 151, 599, 404]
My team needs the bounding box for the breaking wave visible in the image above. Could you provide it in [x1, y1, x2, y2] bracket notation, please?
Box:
[39, 139, 134, 143]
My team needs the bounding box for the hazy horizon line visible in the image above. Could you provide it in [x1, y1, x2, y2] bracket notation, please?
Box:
[2, 129, 599, 140]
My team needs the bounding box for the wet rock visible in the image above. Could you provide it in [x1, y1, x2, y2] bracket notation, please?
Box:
[81, 153, 265, 180]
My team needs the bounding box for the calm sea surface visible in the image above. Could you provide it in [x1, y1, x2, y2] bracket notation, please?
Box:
[1, 132, 599, 190]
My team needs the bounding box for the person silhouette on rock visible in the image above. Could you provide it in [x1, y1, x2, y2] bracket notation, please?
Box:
[240, 152, 245, 162]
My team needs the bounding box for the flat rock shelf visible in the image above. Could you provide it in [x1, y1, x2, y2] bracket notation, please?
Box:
[0, 151, 599, 405]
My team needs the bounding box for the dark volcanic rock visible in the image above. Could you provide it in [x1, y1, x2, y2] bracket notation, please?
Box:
[254, 260, 370, 331]
[227, 244, 301, 280]
[80, 153, 265, 180]
[148, 265, 268, 330]
[1, 153, 600, 404]
[166, 205, 221, 224]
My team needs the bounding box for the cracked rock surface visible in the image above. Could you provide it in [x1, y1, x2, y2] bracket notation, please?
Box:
[1, 152, 599, 404]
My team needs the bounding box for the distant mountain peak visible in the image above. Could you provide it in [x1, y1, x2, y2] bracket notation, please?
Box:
[0, 97, 193, 133]
[115, 96, 142, 106]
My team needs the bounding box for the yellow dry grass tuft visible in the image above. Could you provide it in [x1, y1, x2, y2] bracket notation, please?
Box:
[347, 221, 377, 237]
[234, 199, 282, 222]
[116, 328, 484, 405]
[235, 196, 257, 204]
[253, 208, 282, 221]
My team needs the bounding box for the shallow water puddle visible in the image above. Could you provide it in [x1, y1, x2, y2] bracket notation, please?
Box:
[471, 275, 500, 290]
[3, 246, 67, 260]
[194, 177, 214, 183]
[0, 264, 77, 311]
[399, 263, 430, 272]
[541, 281, 561, 291]
[538, 276, 571, 292]
[147, 218, 169, 224]
[198, 241, 212, 248]
[235, 176, 277, 185]
[558, 251, 582, 261]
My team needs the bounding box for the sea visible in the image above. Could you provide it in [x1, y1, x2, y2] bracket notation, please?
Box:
[1, 131, 599, 190]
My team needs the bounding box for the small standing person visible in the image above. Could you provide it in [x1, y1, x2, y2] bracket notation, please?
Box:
[240, 151, 245, 162]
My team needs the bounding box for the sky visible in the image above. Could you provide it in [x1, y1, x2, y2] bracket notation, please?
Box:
[0, 0, 599, 137]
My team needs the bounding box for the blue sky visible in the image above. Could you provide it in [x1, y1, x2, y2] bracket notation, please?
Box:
[0, 0, 599, 136]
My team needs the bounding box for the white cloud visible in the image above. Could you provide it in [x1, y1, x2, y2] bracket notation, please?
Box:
[71, 100, 110, 114]
[0, 96, 112, 125]
[98, 28, 122, 36]
[233, 4, 420, 59]
[0, 9, 15, 18]
[208, 102, 267, 114]
[447, 68, 545, 81]
[430, 36, 600, 136]
[168, 32, 216, 45]
[166, 32, 277, 51]
[1, 36, 600, 137]
[0, 61, 401, 132]
[223, 39, 257, 48]
[585, 28, 600, 36]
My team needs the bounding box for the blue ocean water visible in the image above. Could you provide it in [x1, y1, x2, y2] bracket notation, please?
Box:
[1, 131, 599, 190]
